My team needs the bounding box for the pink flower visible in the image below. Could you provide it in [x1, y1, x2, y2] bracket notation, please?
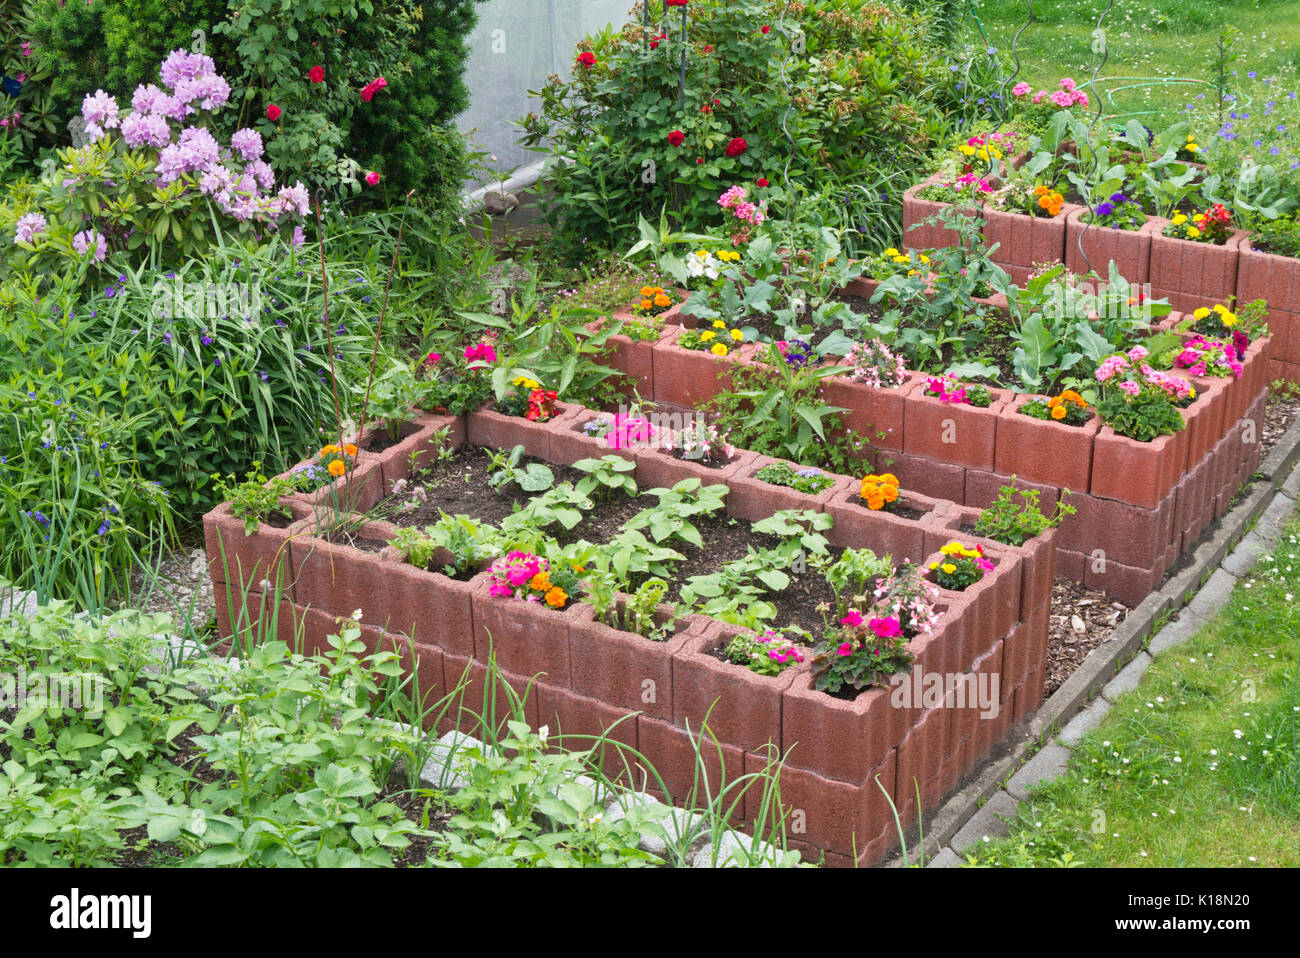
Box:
[1012, 81, 1032, 97]
[365, 171, 380, 186]
[1127, 344, 1149, 362]
[1032, 90, 1048, 104]
[425, 351, 441, 365]
[868, 617, 902, 638]
[1119, 379, 1141, 396]
[1051, 90, 1075, 108]
[840, 610, 863, 627]
[1059, 77, 1077, 92]
[836, 642, 853, 657]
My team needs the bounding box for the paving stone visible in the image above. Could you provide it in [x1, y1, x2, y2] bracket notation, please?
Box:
[1283, 462, 1300, 500]
[1057, 701, 1112, 747]
[1184, 568, 1238, 621]
[926, 846, 964, 868]
[1006, 744, 1072, 800]
[691, 830, 786, 868]
[0, 588, 37, 621]
[1147, 611, 1207, 656]
[1101, 651, 1153, 703]
[1221, 531, 1269, 577]
[1255, 490, 1297, 543]
[949, 790, 1019, 853]
[604, 792, 704, 859]
[419, 730, 484, 792]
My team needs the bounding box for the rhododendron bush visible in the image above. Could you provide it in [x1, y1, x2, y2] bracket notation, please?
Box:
[7, 49, 308, 269]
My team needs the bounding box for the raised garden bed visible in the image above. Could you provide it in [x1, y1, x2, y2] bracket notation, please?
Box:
[204, 401, 1052, 867]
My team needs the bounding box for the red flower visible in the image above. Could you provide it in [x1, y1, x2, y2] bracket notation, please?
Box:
[665, 0, 688, 5]
[308, 65, 325, 83]
[760, 25, 771, 34]
[365, 171, 380, 186]
[700, 104, 711, 113]
[696, 157, 704, 165]
[725, 137, 747, 157]
[266, 103, 281, 121]
[756, 177, 770, 187]
[702, 44, 714, 53]
[577, 51, 596, 68]
[667, 129, 685, 146]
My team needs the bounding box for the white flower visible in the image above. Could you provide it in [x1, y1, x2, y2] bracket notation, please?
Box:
[538, 724, 549, 746]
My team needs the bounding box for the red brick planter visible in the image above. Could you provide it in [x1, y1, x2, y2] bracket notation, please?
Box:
[672, 622, 809, 754]
[1182, 377, 1228, 469]
[901, 175, 980, 252]
[921, 543, 1021, 663]
[470, 578, 586, 686]
[588, 308, 681, 400]
[632, 446, 758, 493]
[823, 484, 941, 564]
[203, 498, 313, 594]
[782, 670, 915, 786]
[567, 601, 709, 723]
[1089, 425, 1186, 511]
[820, 370, 924, 452]
[982, 203, 1079, 272]
[1148, 226, 1247, 315]
[723, 454, 853, 521]
[1237, 244, 1300, 382]
[1064, 209, 1157, 284]
[903, 379, 1012, 471]
[649, 325, 754, 407]
[286, 516, 401, 632]
[465, 401, 582, 462]
[278, 450, 387, 515]
[993, 394, 1101, 492]
[544, 412, 645, 468]
[368, 548, 482, 657]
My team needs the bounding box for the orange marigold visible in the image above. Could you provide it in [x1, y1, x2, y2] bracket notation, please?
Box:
[530, 572, 551, 592]
[1051, 404, 1068, 420]
[327, 459, 347, 477]
[545, 586, 568, 608]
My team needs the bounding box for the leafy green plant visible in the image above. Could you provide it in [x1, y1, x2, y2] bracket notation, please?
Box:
[623, 478, 728, 550]
[754, 461, 836, 495]
[572, 455, 637, 500]
[213, 464, 295, 536]
[973, 483, 1076, 547]
[486, 445, 555, 493]
[724, 628, 805, 677]
[392, 512, 500, 578]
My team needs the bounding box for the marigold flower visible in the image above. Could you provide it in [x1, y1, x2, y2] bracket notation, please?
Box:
[941, 563, 957, 574]
[545, 586, 568, 608]
[343, 443, 358, 457]
[654, 293, 671, 308]
[327, 459, 346, 478]
[711, 343, 729, 356]
[1051, 404, 1067, 420]
[640, 299, 653, 310]
[530, 572, 551, 592]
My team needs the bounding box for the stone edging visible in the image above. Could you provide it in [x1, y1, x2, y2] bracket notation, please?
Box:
[888, 411, 1300, 867]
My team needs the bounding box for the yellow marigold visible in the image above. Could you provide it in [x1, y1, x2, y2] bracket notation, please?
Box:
[1172, 213, 1188, 226]
[893, 255, 909, 264]
[1194, 306, 1211, 320]
[929, 561, 940, 570]
[1033, 185, 1049, 196]
[941, 563, 957, 574]
[653, 293, 672, 308]
[940, 541, 965, 557]
[879, 473, 898, 485]
[1222, 313, 1238, 327]
[700, 330, 716, 342]
[1186, 226, 1201, 238]
[729, 328, 743, 341]
[713, 320, 727, 329]
[882, 483, 899, 503]
[1193, 213, 1206, 222]
[919, 254, 930, 264]
[1059, 390, 1085, 407]
[883, 247, 900, 257]
[545, 586, 568, 608]
[711, 343, 729, 356]
[1051, 404, 1067, 420]
[327, 459, 347, 478]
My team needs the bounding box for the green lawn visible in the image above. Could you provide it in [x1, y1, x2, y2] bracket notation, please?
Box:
[964, 507, 1300, 867]
[968, 0, 1300, 128]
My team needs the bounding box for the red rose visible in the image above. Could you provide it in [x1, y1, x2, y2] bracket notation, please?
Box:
[757, 177, 770, 187]
[760, 25, 771, 34]
[309, 65, 325, 83]
[667, 129, 685, 146]
[365, 171, 380, 186]
[700, 104, 711, 113]
[360, 86, 374, 102]
[266, 103, 281, 121]
[650, 40, 658, 49]
[577, 51, 596, 68]
[665, 0, 688, 6]
[702, 45, 714, 53]
[725, 137, 747, 157]
[696, 157, 704, 165]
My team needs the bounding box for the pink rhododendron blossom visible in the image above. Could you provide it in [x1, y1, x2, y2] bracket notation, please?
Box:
[13, 212, 47, 245]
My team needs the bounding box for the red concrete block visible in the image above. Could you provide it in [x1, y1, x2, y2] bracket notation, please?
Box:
[672, 623, 806, 754]
[278, 449, 388, 515]
[751, 749, 898, 858]
[1002, 601, 1049, 693]
[212, 582, 296, 645]
[894, 707, 950, 826]
[1089, 425, 1186, 510]
[983, 203, 1076, 270]
[649, 325, 754, 407]
[994, 394, 1100, 492]
[820, 370, 922, 452]
[781, 671, 915, 786]
[923, 540, 1022, 659]
[887, 450, 968, 503]
[902, 175, 979, 251]
[361, 413, 464, 493]
[534, 682, 641, 769]
[1182, 377, 1228, 471]
[1148, 228, 1246, 316]
[637, 714, 746, 807]
[286, 520, 399, 627]
[451, 655, 541, 736]
[1013, 662, 1046, 724]
[823, 484, 939, 564]
[903, 377, 1012, 471]
[1174, 453, 1214, 552]
[1083, 555, 1164, 607]
[962, 469, 1061, 512]
[723, 454, 850, 522]
[203, 499, 310, 595]
[470, 579, 585, 686]
[631, 445, 758, 494]
[567, 604, 706, 724]
[465, 401, 580, 461]
[1064, 208, 1158, 284]
[364, 551, 480, 657]
[545, 412, 632, 469]
[1057, 491, 1177, 569]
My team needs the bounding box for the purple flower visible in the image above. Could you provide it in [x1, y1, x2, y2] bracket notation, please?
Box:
[120, 112, 171, 148]
[81, 90, 121, 135]
[1096, 202, 1115, 217]
[72, 230, 107, 262]
[230, 127, 264, 162]
[13, 212, 47, 244]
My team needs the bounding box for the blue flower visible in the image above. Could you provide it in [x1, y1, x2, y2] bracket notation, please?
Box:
[97, 519, 110, 536]
[1096, 202, 1115, 217]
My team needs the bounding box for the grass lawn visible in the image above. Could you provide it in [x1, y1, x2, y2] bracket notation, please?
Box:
[963, 506, 1300, 867]
[968, 0, 1300, 128]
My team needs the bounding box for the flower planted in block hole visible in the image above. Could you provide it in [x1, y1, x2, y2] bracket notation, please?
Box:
[660, 418, 736, 467]
[811, 551, 941, 696]
[1169, 336, 1244, 380]
[1021, 389, 1091, 425]
[580, 413, 656, 452]
[291, 442, 358, 490]
[921, 373, 993, 407]
[1163, 205, 1233, 245]
[497, 375, 560, 422]
[724, 628, 806, 676]
[859, 472, 901, 512]
[487, 550, 582, 610]
[633, 284, 678, 318]
[755, 461, 836, 495]
[845, 338, 908, 389]
[1093, 350, 1190, 442]
[928, 540, 994, 591]
[678, 319, 747, 357]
